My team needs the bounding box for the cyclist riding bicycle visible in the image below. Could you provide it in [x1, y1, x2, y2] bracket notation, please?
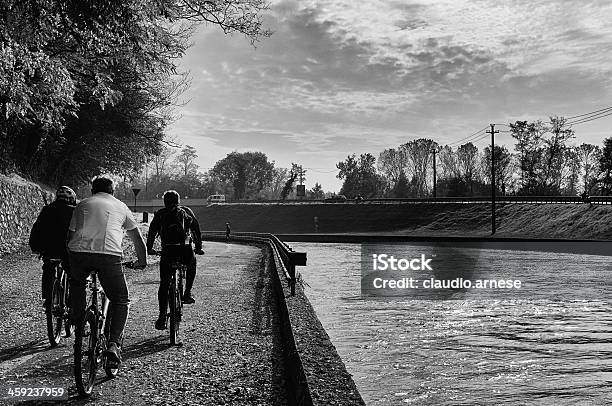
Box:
[29, 186, 77, 313]
[146, 190, 204, 330]
[68, 177, 147, 368]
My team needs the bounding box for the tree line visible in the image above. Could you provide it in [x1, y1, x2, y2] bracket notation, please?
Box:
[114, 145, 326, 202]
[122, 114, 610, 202]
[337, 116, 612, 198]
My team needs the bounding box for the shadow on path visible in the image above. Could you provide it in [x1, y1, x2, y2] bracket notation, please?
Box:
[0, 339, 49, 363]
[122, 335, 170, 361]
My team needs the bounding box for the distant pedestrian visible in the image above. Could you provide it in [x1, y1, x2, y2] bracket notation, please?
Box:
[225, 222, 231, 241]
[313, 216, 319, 233]
[581, 190, 591, 205]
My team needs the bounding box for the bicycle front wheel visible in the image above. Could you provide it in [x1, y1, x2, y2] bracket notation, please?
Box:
[74, 311, 98, 397]
[46, 277, 63, 347]
[169, 279, 180, 345]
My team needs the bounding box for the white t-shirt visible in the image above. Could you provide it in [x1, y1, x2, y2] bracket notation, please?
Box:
[68, 193, 138, 257]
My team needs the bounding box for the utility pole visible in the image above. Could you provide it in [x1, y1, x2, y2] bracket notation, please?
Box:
[431, 147, 437, 198]
[487, 124, 499, 235]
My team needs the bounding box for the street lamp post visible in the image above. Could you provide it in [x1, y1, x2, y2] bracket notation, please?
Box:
[132, 188, 141, 212]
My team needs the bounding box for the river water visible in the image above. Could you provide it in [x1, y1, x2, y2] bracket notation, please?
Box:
[293, 242, 612, 405]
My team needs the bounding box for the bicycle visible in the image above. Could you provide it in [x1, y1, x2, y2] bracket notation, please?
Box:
[45, 259, 71, 347]
[150, 248, 186, 346]
[73, 261, 136, 396]
[168, 258, 187, 346]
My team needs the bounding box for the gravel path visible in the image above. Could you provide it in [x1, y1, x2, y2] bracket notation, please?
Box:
[0, 242, 285, 405]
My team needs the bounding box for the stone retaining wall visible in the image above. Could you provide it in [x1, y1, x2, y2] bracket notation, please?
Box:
[0, 174, 54, 256]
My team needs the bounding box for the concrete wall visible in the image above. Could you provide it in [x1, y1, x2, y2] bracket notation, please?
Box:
[0, 174, 54, 256]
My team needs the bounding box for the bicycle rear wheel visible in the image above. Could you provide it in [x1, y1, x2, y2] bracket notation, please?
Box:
[169, 278, 180, 345]
[103, 311, 118, 378]
[46, 277, 63, 347]
[74, 310, 98, 397]
[63, 276, 71, 338]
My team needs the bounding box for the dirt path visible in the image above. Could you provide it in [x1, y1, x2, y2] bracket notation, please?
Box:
[0, 242, 285, 405]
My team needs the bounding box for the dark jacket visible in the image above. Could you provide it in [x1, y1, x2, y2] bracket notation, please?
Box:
[29, 200, 75, 258]
[146, 205, 202, 251]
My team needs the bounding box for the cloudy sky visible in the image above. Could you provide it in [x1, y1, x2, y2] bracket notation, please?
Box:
[168, 0, 612, 191]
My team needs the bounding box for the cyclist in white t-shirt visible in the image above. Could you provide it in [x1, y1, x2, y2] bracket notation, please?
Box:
[68, 177, 147, 367]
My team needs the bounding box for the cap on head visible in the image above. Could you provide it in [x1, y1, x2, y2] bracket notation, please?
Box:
[163, 190, 180, 208]
[56, 186, 76, 204]
[91, 177, 114, 194]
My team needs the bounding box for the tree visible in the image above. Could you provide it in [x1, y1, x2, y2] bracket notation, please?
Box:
[176, 145, 199, 177]
[260, 167, 289, 199]
[456, 142, 479, 195]
[576, 143, 601, 194]
[598, 137, 612, 195]
[402, 138, 437, 197]
[337, 153, 382, 197]
[280, 171, 298, 200]
[562, 147, 580, 196]
[153, 144, 177, 178]
[377, 148, 408, 189]
[310, 183, 324, 199]
[438, 145, 460, 180]
[392, 170, 409, 198]
[509, 120, 545, 194]
[0, 0, 271, 184]
[211, 151, 275, 199]
[540, 116, 574, 193]
[483, 145, 513, 195]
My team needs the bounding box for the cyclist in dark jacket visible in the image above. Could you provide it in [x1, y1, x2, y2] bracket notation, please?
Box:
[29, 186, 77, 309]
[146, 190, 204, 330]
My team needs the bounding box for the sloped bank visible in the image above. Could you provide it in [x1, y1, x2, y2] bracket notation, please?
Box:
[197, 202, 612, 239]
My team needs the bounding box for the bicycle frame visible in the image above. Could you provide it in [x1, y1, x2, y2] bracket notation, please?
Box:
[87, 273, 112, 341]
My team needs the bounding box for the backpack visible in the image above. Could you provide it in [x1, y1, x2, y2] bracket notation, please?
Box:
[159, 206, 191, 245]
[29, 216, 44, 253]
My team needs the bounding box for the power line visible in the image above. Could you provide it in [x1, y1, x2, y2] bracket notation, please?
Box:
[447, 126, 489, 147]
[567, 109, 612, 126]
[449, 132, 489, 148]
[468, 132, 490, 144]
[305, 168, 337, 173]
[566, 105, 612, 120]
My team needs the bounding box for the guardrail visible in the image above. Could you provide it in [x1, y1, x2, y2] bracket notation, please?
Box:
[126, 195, 612, 207]
[200, 231, 307, 295]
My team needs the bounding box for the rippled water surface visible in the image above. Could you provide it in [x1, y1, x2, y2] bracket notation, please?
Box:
[293, 243, 612, 405]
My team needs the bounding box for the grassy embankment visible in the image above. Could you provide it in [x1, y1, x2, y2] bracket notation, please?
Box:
[195, 202, 612, 240]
